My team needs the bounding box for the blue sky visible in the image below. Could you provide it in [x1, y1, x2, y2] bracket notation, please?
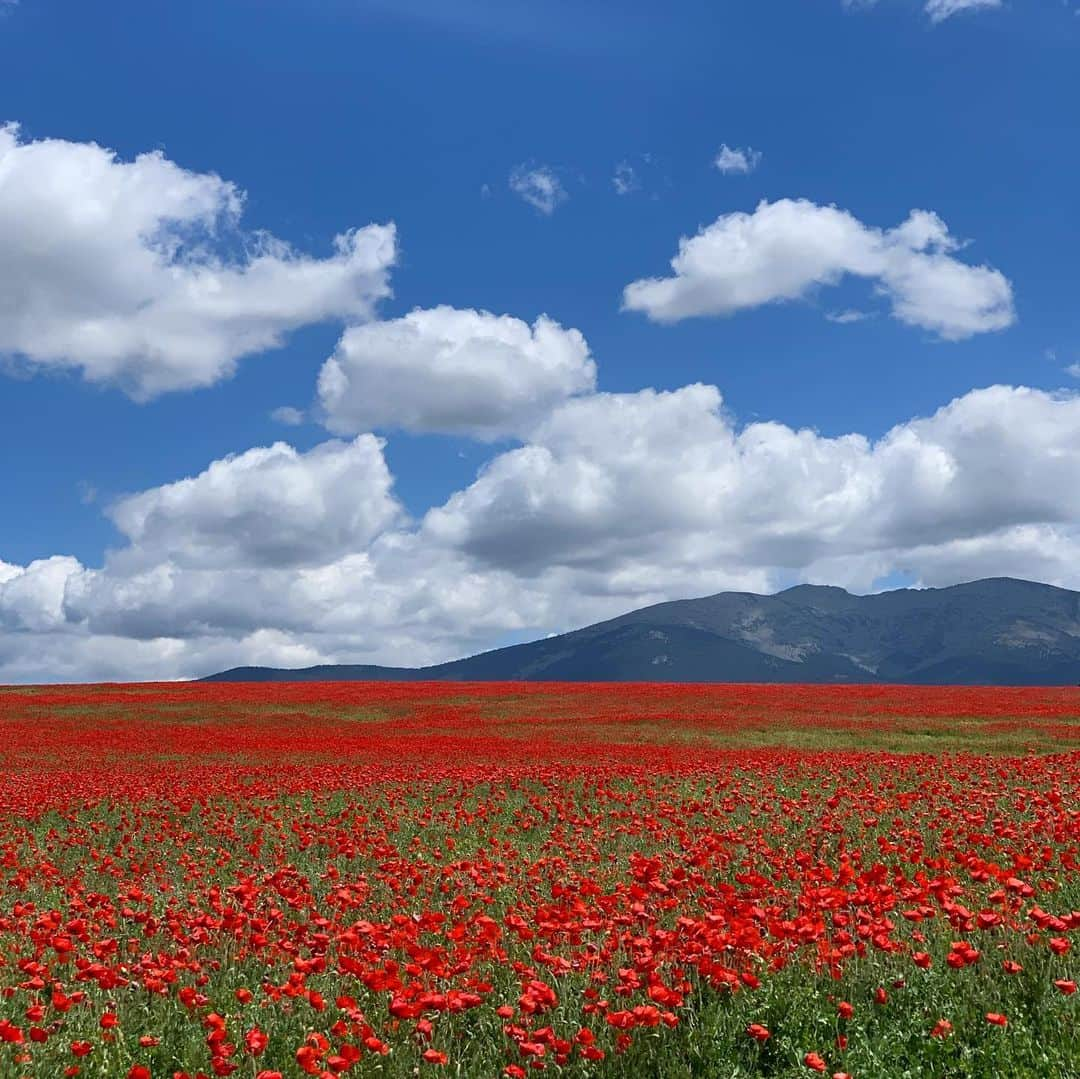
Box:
[1, 0, 1079, 680]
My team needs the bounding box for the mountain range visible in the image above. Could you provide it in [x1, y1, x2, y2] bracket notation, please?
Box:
[202, 577, 1080, 685]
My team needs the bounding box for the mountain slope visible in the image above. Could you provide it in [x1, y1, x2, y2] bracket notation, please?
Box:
[202, 577, 1080, 685]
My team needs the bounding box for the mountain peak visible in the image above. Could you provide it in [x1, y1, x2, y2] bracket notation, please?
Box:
[779, 583, 853, 596]
[202, 576, 1080, 686]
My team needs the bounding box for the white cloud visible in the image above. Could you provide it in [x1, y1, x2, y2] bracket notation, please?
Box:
[7, 383, 1080, 682]
[714, 144, 761, 174]
[317, 306, 596, 440]
[509, 165, 567, 215]
[0, 123, 396, 398]
[106, 435, 402, 570]
[425, 383, 1080, 590]
[0, 623, 334, 685]
[924, 0, 1001, 22]
[1067, 363, 1080, 379]
[622, 198, 1015, 339]
[270, 406, 306, 425]
[0, 556, 87, 632]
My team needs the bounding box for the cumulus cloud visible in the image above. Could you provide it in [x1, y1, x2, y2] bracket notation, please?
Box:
[714, 144, 761, 174]
[317, 306, 596, 440]
[622, 199, 1014, 339]
[509, 165, 567, 215]
[106, 435, 402, 570]
[425, 383, 1080, 588]
[0, 556, 85, 632]
[7, 383, 1080, 682]
[0, 123, 395, 398]
[0, 623, 334, 685]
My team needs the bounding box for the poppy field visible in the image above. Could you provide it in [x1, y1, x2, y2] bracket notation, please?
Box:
[2, 682, 1080, 1078]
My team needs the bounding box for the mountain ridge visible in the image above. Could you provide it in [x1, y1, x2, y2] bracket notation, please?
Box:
[201, 577, 1080, 685]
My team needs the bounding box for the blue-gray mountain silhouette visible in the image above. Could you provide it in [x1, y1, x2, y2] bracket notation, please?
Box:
[202, 577, 1080, 685]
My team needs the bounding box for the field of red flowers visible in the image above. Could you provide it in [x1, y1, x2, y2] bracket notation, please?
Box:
[2, 681, 1080, 1078]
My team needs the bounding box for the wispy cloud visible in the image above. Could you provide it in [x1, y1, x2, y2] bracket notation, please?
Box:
[270, 406, 306, 426]
[924, 0, 1002, 22]
[612, 162, 640, 196]
[714, 144, 762, 175]
[844, 0, 1002, 22]
[509, 165, 567, 216]
[826, 309, 871, 324]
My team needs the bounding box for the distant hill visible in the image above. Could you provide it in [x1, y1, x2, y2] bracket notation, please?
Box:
[202, 577, 1080, 685]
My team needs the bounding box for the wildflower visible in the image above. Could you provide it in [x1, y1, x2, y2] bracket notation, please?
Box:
[245, 1028, 269, 1056]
